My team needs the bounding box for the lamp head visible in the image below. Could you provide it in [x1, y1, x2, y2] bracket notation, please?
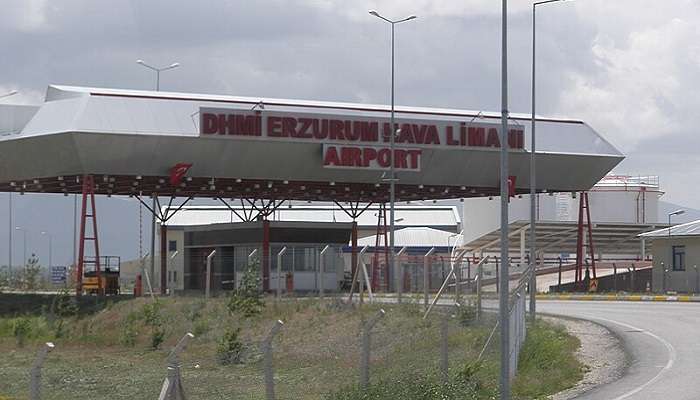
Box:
[406, 15, 417, 20]
[136, 59, 144, 64]
[670, 209, 686, 217]
[169, 62, 180, 68]
[369, 10, 379, 16]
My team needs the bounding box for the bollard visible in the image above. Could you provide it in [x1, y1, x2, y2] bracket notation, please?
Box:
[205, 250, 216, 299]
[158, 332, 194, 400]
[276, 247, 287, 300]
[30, 342, 54, 400]
[424, 248, 436, 310]
[613, 263, 617, 292]
[262, 320, 284, 400]
[319, 245, 330, 300]
[557, 257, 562, 293]
[360, 309, 385, 390]
[440, 313, 449, 384]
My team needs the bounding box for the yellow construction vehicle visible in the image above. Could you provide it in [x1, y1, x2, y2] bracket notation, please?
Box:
[82, 256, 121, 295]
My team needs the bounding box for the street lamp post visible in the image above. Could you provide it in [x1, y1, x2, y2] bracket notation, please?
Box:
[41, 231, 52, 269]
[15, 227, 26, 267]
[500, 1, 510, 398]
[8, 193, 11, 274]
[136, 60, 180, 91]
[369, 10, 417, 295]
[135, 59, 179, 294]
[530, 0, 569, 322]
[668, 209, 685, 238]
[667, 209, 685, 283]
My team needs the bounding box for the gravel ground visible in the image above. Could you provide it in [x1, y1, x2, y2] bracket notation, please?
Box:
[548, 316, 627, 400]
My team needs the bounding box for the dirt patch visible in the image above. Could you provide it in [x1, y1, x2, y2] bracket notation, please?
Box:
[548, 316, 626, 400]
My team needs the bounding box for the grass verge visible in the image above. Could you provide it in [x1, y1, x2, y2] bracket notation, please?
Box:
[0, 294, 583, 399]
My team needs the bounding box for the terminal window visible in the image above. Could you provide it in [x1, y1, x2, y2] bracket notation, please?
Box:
[672, 245, 686, 271]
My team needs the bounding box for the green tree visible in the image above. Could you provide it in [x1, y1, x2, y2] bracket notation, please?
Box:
[23, 254, 42, 291]
[226, 257, 264, 318]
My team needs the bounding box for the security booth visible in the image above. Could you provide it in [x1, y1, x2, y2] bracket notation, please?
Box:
[174, 220, 350, 295]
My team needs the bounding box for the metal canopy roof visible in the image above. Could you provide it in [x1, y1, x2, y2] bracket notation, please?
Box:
[0, 85, 623, 202]
[640, 219, 700, 239]
[357, 227, 459, 248]
[463, 220, 667, 255]
[162, 205, 461, 231]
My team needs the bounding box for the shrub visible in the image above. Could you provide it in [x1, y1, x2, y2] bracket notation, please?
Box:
[12, 317, 31, 347]
[119, 311, 140, 347]
[150, 327, 165, 350]
[227, 258, 264, 318]
[216, 327, 244, 365]
[185, 300, 206, 322]
[22, 254, 42, 291]
[456, 303, 477, 327]
[141, 301, 166, 350]
[49, 289, 79, 338]
[193, 319, 210, 337]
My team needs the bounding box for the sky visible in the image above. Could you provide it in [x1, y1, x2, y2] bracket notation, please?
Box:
[0, 0, 699, 266]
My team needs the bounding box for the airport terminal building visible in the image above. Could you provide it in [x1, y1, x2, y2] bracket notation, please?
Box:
[0, 85, 624, 295]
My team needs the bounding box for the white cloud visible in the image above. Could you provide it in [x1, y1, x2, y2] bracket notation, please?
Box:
[558, 15, 700, 152]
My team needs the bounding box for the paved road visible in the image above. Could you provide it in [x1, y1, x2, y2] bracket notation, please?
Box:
[539, 301, 700, 400]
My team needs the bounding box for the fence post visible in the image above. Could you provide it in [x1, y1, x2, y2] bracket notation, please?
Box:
[440, 313, 449, 384]
[358, 246, 372, 304]
[276, 247, 287, 300]
[613, 263, 617, 292]
[158, 332, 194, 400]
[454, 253, 463, 304]
[424, 248, 436, 311]
[360, 309, 386, 390]
[396, 247, 407, 304]
[205, 250, 216, 299]
[319, 245, 330, 300]
[262, 320, 284, 400]
[476, 257, 485, 321]
[29, 342, 54, 400]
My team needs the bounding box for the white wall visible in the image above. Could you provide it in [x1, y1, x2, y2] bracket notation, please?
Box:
[651, 237, 700, 293]
[162, 229, 185, 290]
[588, 190, 660, 224]
[463, 189, 662, 244]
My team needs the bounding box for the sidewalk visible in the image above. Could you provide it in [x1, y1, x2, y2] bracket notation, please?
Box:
[537, 293, 700, 302]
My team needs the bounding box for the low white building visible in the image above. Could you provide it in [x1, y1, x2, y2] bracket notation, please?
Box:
[640, 220, 700, 293]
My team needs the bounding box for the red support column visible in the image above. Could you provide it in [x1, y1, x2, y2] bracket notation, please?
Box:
[76, 175, 101, 297]
[262, 220, 270, 292]
[76, 182, 88, 297]
[160, 224, 167, 295]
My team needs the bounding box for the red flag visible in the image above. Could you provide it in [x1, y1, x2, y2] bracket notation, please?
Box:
[169, 163, 192, 186]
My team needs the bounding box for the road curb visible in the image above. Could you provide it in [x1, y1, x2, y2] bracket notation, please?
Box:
[537, 294, 700, 302]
